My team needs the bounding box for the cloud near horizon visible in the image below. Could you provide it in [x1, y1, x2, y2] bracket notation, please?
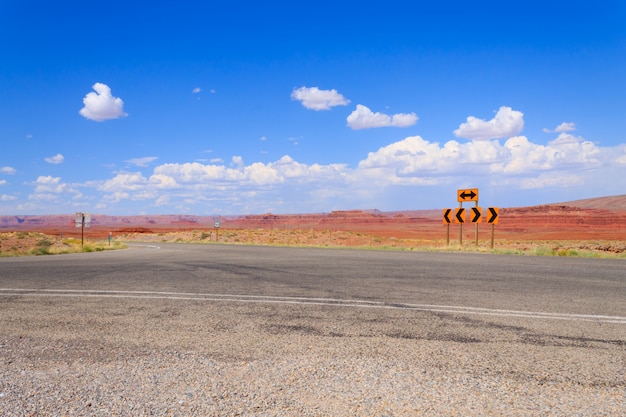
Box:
[291, 86, 350, 110]
[79, 83, 128, 122]
[12, 105, 626, 215]
[84, 129, 626, 213]
[347, 105, 418, 130]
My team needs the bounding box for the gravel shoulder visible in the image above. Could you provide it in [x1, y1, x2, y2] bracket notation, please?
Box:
[1, 296, 624, 416]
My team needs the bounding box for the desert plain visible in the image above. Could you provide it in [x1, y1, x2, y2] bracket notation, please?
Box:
[1, 195, 625, 257]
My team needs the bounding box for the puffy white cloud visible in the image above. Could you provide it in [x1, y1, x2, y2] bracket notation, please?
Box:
[192, 87, 201, 94]
[79, 83, 128, 122]
[26, 176, 83, 205]
[232, 156, 244, 167]
[500, 135, 601, 174]
[0, 180, 6, 186]
[358, 133, 605, 185]
[1, 167, 16, 175]
[291, 86, 350, 111]
[45, 154, 64, 164]
[1, 194, 17, 201]
[99, 172, 148, 192]
[125, 156, 158, 167]
[33, 176, 75, 194]
[454, 106, 524, 140]
[347, 105, 418, 130]
[150, 156, 346, 190]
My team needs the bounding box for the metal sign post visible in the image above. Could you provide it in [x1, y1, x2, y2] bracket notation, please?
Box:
[487, 207, 499, 248]
[442, 209, 452, 245]
[75, 212, 91, 249]
[214, 218, 220, 242]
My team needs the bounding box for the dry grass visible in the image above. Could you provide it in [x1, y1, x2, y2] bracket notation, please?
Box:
[0, 232, 126, 257]
[118, 228, 626, 259]
[2, 229, 624, 258]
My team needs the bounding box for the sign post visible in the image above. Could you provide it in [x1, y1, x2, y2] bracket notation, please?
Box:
[456, 189, 478, 247]
[214, 218, 221, 242]
[486, 207, 499, 248]
[470, 205, 482, 246]
[442, 208, 452, 245]
[75, 212, 91, 249]
[445, 189, 498, 248]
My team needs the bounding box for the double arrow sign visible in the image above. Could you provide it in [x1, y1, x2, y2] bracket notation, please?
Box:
[443, 207, 499, 224]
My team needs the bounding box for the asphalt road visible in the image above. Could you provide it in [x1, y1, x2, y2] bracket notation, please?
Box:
[1, 243, 625, 415]
[1, 242, 625, 319]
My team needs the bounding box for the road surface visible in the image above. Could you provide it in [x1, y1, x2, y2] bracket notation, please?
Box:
[1, 244, 624, 415]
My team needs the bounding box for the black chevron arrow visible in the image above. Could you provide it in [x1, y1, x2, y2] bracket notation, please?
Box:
[443, 209, 452, 224]
[459, 190, 477, 200]
[455, 208, 465, 223]
[471, 207, 482, 223]
[488, 207, 499, 223]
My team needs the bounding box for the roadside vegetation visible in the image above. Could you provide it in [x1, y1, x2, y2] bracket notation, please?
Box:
[118, 229, 626, 259]
[0, 232, 126, 257]
[2, 230, 624, 259]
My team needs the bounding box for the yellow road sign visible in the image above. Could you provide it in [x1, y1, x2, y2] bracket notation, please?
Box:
[470, 207, 482, 223]
[454, 207, 466, 223]
[442, 208, 452, 224]
[487, 207, 499, 224]
[457, 188, 478, 202]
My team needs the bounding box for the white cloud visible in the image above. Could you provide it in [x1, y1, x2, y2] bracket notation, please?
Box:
[347, 104, 418, 130]
[232, 156, 244, 167]
[454, 106, 524, 140]
[192, 87, 201, 94]
[102, 191, 130, 203]
[25, 176, 83, 205]
[79, 83, 128, 122]
[1, 194, 17, 201]
[543, 122, 576, 133]
[45, 154, 64, 164]
[358, 133, 604, 182]
[0, 180, 6, 186]
[291, 86, 350, 111]
[33, 176, 74, 194]
[69, 125, 625, 214]
[125, 156, 158, 167]
[1, 167, 16, 175]
[548, 132, 583, 145]
[100, 172, 148, 192]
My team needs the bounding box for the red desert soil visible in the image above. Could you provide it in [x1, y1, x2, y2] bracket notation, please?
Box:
[1, 195, 625, 253]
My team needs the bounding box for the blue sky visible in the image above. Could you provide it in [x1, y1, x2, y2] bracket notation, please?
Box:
[1, 1, 625, 215]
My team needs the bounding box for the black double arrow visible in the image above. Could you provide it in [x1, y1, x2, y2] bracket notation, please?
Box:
[459, 190, 477, 200]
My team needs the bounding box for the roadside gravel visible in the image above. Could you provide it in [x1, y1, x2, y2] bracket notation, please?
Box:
[1, 297, 624, 416]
